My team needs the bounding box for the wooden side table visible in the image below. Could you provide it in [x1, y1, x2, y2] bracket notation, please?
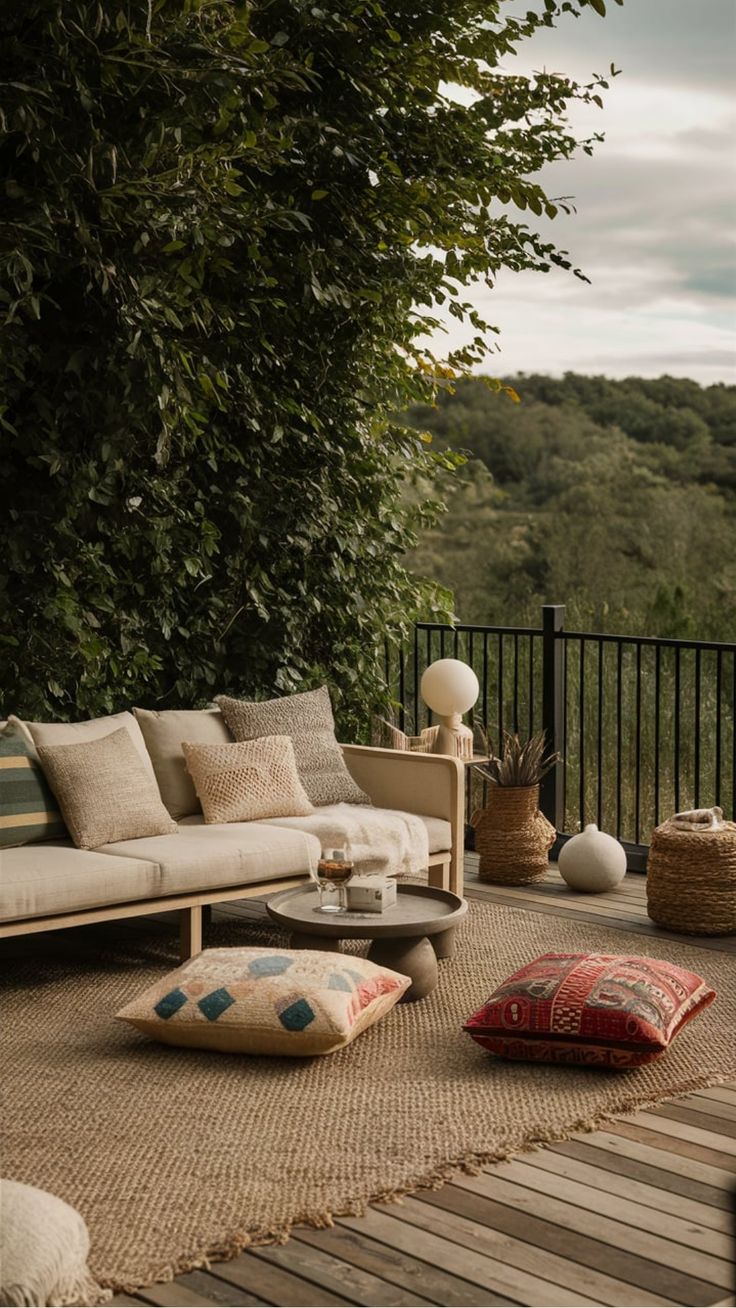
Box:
[266, 883, 468, 1001]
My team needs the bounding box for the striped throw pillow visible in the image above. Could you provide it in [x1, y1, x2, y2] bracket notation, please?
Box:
[0, 720, 67, 847]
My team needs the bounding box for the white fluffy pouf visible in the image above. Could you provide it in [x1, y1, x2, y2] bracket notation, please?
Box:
[0, 1179, 109, 1307]
[558, 823, 627, 892]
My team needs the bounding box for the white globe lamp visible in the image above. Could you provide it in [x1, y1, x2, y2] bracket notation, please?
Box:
[420, 658, 479, 758]
[558, 823, 627, 892]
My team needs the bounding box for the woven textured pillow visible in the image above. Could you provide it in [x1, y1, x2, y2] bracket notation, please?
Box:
[134, 706, 232, 819]
[117, 946, 410, 1055]
[37, 727, 177, 850]
[182, 735, 313, 824]
[0, 719, 67, 848]
[215, 686, 370, 807]
[464, 953, 716, 1068]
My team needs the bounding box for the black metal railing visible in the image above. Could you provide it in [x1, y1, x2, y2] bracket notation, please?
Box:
[384, 605, 736, 868]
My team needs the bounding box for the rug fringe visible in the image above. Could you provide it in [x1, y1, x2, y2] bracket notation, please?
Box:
[105, 1066, 736, 1298]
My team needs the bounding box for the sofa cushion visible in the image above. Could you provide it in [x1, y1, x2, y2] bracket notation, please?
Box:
[0, 843, 160, 922]
[0, 719, 67, 849]
[216, 686, 370, 807]
[17, 710, 157, 781]
[99, 822, 320, 896]
[133, 706, 231, 819]
[37, 728, 177, 850]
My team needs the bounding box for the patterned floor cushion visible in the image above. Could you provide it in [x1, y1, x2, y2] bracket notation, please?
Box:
[464, 952, 716, 1068]
[117, 947, 410, 1056]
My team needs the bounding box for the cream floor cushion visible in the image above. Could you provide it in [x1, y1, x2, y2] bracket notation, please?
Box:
[15, 710, 157, 781]
[0, 1178, 109, 1307]
[0, 843, 160, 922]
[100, 822, 320, 896]
[133, 706, 231, 818]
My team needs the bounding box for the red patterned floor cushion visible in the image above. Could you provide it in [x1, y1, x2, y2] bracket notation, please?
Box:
[464, 953, 716, 1068]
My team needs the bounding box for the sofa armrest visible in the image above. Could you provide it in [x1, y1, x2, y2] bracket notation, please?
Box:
[342, 744, 465, 895]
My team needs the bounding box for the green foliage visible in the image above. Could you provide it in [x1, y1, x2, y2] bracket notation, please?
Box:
[1, 1, 618, 730]
[406, 374, 736, 640]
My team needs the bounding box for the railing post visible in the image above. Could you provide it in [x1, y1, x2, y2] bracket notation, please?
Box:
[540, 604, 565, 832]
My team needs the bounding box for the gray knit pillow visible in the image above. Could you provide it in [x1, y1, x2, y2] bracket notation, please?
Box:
[37, 727, 177, 849]
[215, 686, 371, 807]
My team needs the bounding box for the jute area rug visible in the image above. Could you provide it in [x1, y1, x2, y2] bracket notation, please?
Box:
[2, 898, 735, 1294]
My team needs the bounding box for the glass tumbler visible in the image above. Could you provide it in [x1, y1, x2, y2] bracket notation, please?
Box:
[314, 846, 354, 914]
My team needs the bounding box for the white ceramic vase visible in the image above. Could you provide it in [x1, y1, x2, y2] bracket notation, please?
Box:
[558, 823, 626, 892]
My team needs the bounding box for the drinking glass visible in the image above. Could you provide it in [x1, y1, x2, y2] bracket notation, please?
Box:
[314, 846, 354, 914]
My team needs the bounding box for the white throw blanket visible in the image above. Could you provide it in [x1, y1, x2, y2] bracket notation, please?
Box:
[265, 803, 430, 878]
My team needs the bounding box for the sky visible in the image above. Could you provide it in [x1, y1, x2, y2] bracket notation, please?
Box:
[429, 0, 736, 383]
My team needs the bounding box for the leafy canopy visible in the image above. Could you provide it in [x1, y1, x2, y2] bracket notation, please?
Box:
[0, 0, 618, 728]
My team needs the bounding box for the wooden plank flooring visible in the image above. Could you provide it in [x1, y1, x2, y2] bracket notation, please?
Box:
[96, 864, 736, 1306]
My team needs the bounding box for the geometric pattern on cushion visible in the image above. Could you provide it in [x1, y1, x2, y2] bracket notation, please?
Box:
[116, 946, 410, 1055]
[0, 719, 67, 848]
[36, 727, 177, 851]
[182, 735, 313, 824]
[463, 952, 716, 1068]
[215, 686, 371, 808]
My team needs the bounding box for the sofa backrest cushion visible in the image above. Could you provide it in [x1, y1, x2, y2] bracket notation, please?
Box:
[36, 727, 177, 850]
[133, 706, 231, 819]
[16, 710, 157, 781]
[0, 719, 67, 848]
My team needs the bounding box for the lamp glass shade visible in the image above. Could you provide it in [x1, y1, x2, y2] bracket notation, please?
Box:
[420, 659, 479, 717]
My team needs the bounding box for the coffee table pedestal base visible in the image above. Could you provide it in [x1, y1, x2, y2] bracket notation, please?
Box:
[290, 932, 340, 953]
[367, 935, 437, 1001]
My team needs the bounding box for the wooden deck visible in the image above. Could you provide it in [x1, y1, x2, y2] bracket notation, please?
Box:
[101, 864, 734, 1305]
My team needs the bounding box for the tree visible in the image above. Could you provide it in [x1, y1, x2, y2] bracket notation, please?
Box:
[0, 0, 619, 728]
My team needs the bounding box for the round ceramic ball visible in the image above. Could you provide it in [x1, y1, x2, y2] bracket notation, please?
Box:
[558, 823, 626, 892]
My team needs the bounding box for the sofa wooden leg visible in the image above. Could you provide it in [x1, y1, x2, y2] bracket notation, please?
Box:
[428, 858, 451, 892]
[180, 905, 203, 961]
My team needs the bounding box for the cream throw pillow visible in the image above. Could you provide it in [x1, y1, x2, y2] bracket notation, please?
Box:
[133, 706, 231, 819]
[117, 946, 410, 1055]
[37, 728, 177, 850]
[183, 735, 313, 824]
[215, 686, 370, 807]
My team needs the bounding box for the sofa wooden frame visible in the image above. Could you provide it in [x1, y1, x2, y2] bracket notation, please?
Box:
[0, 745, 465, 961]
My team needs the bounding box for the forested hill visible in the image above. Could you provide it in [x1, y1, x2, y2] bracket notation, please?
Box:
[405, 374, 736, 641]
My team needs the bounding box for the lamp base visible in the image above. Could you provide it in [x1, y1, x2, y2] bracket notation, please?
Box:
[432, 717, 473, 760]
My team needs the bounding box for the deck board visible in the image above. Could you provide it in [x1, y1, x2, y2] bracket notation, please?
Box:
[96, 861, 735, 1307]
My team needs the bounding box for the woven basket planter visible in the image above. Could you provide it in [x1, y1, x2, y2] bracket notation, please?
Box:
[473, 783, 556, 885]
[647, 817, 736, 936]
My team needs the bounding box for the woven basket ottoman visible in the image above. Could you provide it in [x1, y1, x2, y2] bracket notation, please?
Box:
[647, 810, 736, 936]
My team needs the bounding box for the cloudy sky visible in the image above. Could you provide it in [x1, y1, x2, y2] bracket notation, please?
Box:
[430, 0, 736, 383]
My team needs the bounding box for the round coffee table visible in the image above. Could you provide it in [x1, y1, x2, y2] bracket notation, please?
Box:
[266, 884, 467, 1001]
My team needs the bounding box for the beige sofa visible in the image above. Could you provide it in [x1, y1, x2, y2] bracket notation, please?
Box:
[0, 744, 464, 960]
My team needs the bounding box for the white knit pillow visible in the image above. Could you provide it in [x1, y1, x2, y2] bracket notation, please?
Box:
[182, 735, 313, 824]
[0, 1179, 109, 1306]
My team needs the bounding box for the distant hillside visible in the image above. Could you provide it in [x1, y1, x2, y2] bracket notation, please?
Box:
[404, 373, 736, 640]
